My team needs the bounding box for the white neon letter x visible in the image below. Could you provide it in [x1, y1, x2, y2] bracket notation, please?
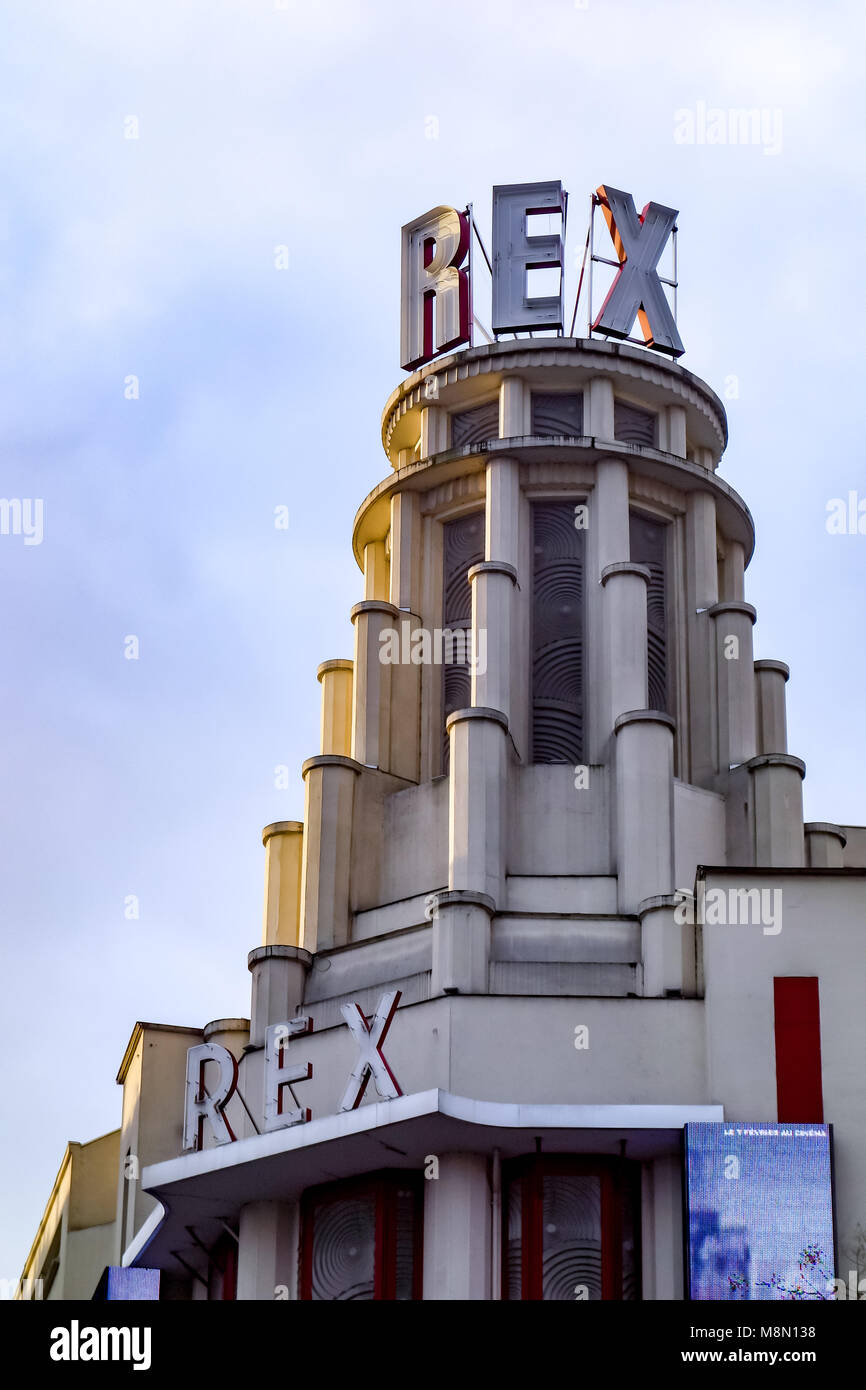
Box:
[339, 990, 403, 1112]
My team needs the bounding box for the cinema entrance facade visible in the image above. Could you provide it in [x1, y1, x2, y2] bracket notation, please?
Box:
[21, 332, 866, 1301]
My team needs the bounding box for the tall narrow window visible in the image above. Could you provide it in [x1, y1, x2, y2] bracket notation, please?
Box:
[300, 1173, 422, 1301]
[503, 1157, 640, 1300]
[442, 511, 485, 770]
[531, 502, 585, 763]
[629, 510, 668, 714]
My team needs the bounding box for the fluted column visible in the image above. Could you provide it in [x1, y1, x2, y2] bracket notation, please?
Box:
[709, 601, 757, 771]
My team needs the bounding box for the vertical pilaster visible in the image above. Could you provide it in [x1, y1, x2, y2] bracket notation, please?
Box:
[422, 1153, 491, 1300]
[236, 1200, 299, 1301]
[804, 822, 847, 868]
[317, 659, 353, 757]
[747, 754, 805, 867]
[350, 600, 397, 768]
[614, 710, 676, 914]
[709, 601, 757, 771]
[590, 455, 631, 764]
[685, 491, 719, 786]
[261, 821, 303, 947]
[600, 562, 650, 730]
[754, 659, 789, 755]
[299, 754, 361, 951]
[362, 539, 389, 602]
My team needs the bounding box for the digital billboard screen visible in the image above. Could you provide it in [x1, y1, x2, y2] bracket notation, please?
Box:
[684, 1123, 835, 1300]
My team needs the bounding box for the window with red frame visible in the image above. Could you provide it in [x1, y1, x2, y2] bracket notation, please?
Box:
[503, 1156, 641, 1300]
[300, 1172, 422, 1301]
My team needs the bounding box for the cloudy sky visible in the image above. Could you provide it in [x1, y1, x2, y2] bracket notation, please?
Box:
[0, 0, 863, 1280]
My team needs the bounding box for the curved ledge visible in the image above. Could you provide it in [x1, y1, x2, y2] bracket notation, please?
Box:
[468, 560, 518, 585]
[350, 599, 399, 621]
[262, 820, 303, 845]
[614, 709, 677, 735]
[317, 658, 353, 682]
[708, 601, 757, 623]
[637, 893, 682, 917]
[745, 753, 806, 778]
[754, 659, 790, 680]
[248, 945, 314, 971]
[203, 1018, 250, 1042]
[601, 561, 652, 586]
[301, 754, 364, 778]
[804, 822, 848, 847]
[431, 889, 497, 914]
[445, 706, 509, 735]
[353, 436, 755, 573]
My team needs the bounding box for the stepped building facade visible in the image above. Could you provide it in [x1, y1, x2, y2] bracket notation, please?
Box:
[19, 327, 866, 1301]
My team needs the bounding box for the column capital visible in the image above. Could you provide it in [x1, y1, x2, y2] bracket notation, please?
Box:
[614, 709, 676, 736]
[445, 706, 509, 735]
[468, 560, 518, 585]
[262, 820, 303, 845]
[600, 561, 651, 587]
[754, 658, 789, 680]
[301, 754, 364, 778]
[708, 601, 757, 624]
[248, 944, 313, 971]
[350, 599, 399, 623]
[745, 753, 806, 778]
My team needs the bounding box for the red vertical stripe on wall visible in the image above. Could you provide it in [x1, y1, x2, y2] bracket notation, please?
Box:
[773, 977, 824, 1122]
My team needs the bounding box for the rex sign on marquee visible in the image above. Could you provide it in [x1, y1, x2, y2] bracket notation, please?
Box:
[182, 992, 402, 1150]
[400, 179, 683, 371]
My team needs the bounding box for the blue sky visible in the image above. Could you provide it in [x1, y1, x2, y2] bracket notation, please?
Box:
[1, 0, 864, 1280]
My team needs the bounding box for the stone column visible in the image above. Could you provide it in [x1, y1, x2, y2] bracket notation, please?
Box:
[590, 454, 631, 763]
[600, 562, 650, 729]
[709, 601, 757, 772]
[804, 822, 847, 868]
[387, 491, 422, 782]
[317, 659, 353, 756]
[754, 659, 789, 755]
[434, 707, 507, 994]
[614, 710, 676, 914]
[350, 600, 398, 769]
[639, 893, 695, 998]
[261, 821, 303, 947]
[747, 754, 805, 867]
[300, 754, 361, 951]
[422, 1153, 491, 1300]
[362, 539, 389, 602]
[236, 1201, 300, 1301]
[685, 491, 719, 786]
[248, 945, 311, 1047]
